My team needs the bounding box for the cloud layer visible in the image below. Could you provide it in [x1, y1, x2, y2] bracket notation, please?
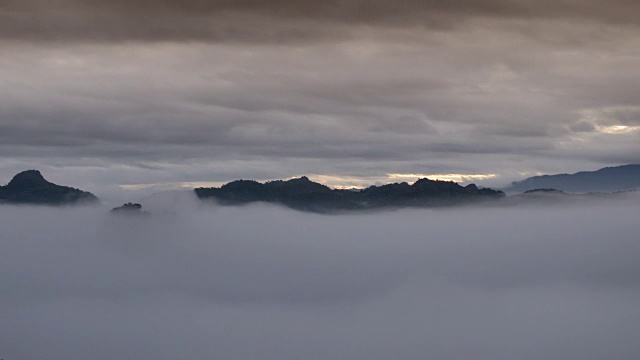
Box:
[2, 0, 639, 43]
[1, 0, 639, 200]
[1, 200, 640, 359]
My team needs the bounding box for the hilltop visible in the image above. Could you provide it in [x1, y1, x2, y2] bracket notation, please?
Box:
[505, 164, 640, 193]
[195, 176, 504, 212]
[0, 170, 99, 205]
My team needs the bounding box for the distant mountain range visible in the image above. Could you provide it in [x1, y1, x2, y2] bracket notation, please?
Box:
[504, 164, 640, 193]
[0, 170, 99, 205]
[2, 164, 639, 210]
[195, 176, 504, 212]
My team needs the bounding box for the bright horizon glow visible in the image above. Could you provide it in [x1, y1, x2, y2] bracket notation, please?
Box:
[596, 125, 640, 134]
[387, 173, 499, 184]
[119, 181, 225, 191]
[119, 173, 500, 193]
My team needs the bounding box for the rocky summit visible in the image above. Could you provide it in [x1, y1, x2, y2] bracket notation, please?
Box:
[0, 170, 99, 205]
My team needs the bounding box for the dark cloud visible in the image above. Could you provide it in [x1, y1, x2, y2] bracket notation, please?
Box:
[1, 0, 639, 43]
[1, 0, 639, 196]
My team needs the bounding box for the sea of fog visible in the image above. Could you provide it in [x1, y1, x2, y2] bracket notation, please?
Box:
[1, 194, 639, 360]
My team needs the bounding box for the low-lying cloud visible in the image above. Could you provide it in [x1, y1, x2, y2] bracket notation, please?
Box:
[1, 199, 639, 359]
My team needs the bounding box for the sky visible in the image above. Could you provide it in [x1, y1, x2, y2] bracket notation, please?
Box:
[1, 0, 639, 202]
[2, 200, 640, 359]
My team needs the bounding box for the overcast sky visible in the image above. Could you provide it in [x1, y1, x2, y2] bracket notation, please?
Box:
[1, 0, 639, 201]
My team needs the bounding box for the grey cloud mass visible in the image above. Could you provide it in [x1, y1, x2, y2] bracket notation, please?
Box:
[1, 0, 639, 43]
[1, 201, 640, 359]
[1, 0, 639, 200]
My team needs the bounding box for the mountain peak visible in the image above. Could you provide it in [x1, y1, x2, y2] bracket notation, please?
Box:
[6, 170, 51, 189]
[288, 176, 311, 183]
[1, 170, 99, 205]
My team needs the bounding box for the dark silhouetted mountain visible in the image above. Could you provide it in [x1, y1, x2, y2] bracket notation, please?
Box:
[0, 170, 99, 205]
[499, 187, 637, 207]
[195, 176, 504, 212]
[505, 164, 640, 193]
[523, 188, 565, 194]
[110, 202, 149, 216]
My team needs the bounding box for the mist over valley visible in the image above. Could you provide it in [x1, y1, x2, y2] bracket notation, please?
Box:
[1, 195, 639, 359]
[2, 0, 640, 357]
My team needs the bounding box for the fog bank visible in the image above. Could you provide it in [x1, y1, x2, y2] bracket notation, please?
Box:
[1, 201, 639, 359]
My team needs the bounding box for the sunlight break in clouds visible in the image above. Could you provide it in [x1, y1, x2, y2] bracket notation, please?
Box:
[388, 173, 499, 184]
[119, 181, 225, 191]
[118, 173, 499, 194]
[596, 125, 640, 134]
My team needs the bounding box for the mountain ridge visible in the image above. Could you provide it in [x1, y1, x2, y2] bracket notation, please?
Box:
[505, 164, 640, 193]
[3, 164, 638, 210]
[195, 176, 505, 212]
